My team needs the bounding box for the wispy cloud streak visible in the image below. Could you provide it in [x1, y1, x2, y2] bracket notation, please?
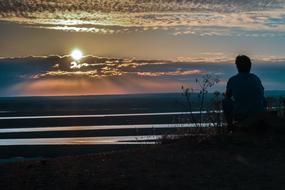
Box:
[0, 0, 285, 35]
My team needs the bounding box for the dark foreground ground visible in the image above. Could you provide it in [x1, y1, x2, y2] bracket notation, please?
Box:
[1, 118, 285, 190]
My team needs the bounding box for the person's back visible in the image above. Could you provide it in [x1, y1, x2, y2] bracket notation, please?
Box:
[227, 73, 265, 116]
[224, 55, 266, 125]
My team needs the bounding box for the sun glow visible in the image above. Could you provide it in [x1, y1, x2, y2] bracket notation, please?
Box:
[71, 49, 83, 61]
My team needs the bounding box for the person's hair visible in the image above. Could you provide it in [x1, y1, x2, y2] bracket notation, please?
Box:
[235, 55, 251, 73]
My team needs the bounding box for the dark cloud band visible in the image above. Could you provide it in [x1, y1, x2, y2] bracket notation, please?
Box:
[0, 55, 285, 96]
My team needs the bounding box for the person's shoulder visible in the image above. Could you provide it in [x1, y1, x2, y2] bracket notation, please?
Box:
[227, 74, 239, 88]
[249, 73, 261, 81]
[228, 74, 239, 82]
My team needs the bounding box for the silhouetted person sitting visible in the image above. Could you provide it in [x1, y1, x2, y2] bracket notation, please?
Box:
[223, 55, 266, 129]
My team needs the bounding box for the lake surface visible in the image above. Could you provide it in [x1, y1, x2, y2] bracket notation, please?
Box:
[0, 92, 284, 161]
[0, 111, 214, 161]
[0, 111, 220, 120]
[0, 116, 213, 146]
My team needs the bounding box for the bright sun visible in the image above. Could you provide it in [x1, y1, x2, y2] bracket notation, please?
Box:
[71, 49, 83, 61]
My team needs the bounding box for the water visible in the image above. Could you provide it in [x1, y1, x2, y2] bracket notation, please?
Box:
[0, 111, 221, 120]
[0, 136, 159, 146]
[0, 111, 216, 146]
[0, 123, 213, 146]
[0, 123, 210, 133]
[0, 92, 283, 161]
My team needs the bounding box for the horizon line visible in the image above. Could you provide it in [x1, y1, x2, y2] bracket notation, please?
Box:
[1, 90, 285, 98]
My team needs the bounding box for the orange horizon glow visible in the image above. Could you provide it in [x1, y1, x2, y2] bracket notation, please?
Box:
[7, 78, 184, 97]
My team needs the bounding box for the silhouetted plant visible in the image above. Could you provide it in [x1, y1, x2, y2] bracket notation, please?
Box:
[208, 91, 223, 125]
[195, 75, 220, 123]
[266, 96, 285, 117]
[279, 96, 285, 117]
[181, 74, 223, 134]
[266, 96, 274, 111]
[181, 86, 196, 125]
[160, 75, 225, 143]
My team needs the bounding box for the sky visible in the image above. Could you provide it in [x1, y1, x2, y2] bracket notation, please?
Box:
[0, 0, 285, 96]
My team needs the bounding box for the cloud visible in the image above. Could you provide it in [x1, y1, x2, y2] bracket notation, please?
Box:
[1, 54, 285, 96]
[0, 0, 285, 36]
[13, 56, 204, 79]
[137, 69, 202, 77]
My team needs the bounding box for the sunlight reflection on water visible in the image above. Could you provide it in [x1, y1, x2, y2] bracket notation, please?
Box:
[0, 111, 222, 120]
[0, 123, 212, 133]
[0, 112, 219, 146]
[0, 136, 159, 145]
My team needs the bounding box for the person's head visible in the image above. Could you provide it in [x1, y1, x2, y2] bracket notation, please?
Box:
[235, 55, 251, 73]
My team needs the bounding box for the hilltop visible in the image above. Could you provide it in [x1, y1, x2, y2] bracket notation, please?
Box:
[1, 116, 285, 190]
